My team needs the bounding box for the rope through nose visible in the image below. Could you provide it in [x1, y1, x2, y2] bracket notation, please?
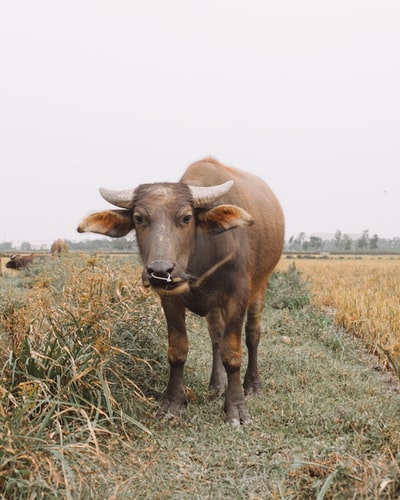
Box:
[151, 272, 172, 283]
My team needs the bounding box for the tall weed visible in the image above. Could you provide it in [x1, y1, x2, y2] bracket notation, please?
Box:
[0, 255, 162, 497]
[267, 262, 311, 310]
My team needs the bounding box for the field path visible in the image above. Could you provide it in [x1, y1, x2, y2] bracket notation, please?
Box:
[119, 282, 400, 498]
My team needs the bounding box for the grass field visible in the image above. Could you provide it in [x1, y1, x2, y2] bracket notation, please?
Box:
[0, 254, 399, 498]
[279, 255, 400, 376]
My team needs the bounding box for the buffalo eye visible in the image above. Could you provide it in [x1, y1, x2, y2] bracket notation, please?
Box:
[182, 214, 193, 225]
[134, 213, 144, 225]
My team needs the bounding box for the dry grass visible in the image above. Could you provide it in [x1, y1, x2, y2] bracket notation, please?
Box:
[0, 254, 163, 497]
[279, 256, 400, 372]
[1, 254, 399, 498]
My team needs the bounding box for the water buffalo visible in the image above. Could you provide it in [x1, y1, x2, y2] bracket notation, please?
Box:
[51, 238, 68, 255]
[77, 158, 284, 425]
[6, 254, 40, 269]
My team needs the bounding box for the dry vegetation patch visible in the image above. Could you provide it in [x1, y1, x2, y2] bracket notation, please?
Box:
[280, 256, 400, 376]
[0, 255, 162, 497]
[0, 255, 399, 498]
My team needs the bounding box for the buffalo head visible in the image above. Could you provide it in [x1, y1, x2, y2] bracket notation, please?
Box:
[78, 180, 254, 296]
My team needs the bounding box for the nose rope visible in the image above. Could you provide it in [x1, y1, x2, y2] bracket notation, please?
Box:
[151, 272, 172, 283]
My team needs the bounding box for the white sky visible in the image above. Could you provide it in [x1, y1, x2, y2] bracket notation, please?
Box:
[1, 1, 399, 246]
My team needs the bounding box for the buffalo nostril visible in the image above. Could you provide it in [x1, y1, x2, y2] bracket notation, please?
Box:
[147, 261, 174, 282]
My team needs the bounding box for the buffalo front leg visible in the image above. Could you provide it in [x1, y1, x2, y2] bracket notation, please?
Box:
[221, 302, 251, 426]
[206, 308, 227, 396]
[243, 290, 266, 396]
[157, 299, 188, 418]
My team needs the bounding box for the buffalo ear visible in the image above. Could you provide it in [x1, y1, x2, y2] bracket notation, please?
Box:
[77, 209, 134, 237]
[197, 204, 254, 234]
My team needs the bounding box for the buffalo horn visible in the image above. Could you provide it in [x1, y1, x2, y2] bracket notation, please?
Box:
[189, 180, 234, 207]
[99, 180, 233, 209]
[99, 187, 135, 209]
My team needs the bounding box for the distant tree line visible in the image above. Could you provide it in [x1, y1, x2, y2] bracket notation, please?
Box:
[67, 237, 138, 252]
[2, 229, 400, 255]
[0, 237, 138, 253]
[286, 229, 400, 254]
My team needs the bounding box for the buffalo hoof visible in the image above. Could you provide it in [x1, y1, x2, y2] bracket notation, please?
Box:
[208, 367, 227, 397]
[156, 396, 187, 419]
[208, 381, 227, 398]
[224, 401, 252, 426]
[243, 374, 262, 396]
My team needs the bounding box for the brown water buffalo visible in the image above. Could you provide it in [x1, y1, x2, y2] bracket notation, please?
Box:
[77, 158, 284, 425]
[6, 254, 41, 269]
[51, 238, 68, 255]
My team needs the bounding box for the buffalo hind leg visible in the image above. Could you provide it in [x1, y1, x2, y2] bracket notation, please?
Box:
[157, 299, 188, 418]
[206, 308, 227, 396]
[243, 289, 266, 396]
[221, 300, 251, 426]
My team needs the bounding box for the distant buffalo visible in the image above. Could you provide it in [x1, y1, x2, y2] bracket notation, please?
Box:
[51, 239, 68, 255]
[5, 254, 46, 270]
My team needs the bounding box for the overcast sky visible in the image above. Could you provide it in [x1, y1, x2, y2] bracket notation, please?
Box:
[1, 1, 399, 246]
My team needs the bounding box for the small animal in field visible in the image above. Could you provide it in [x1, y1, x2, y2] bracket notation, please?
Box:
[5, 254, 43, 270]
[51, 238, 68, 255]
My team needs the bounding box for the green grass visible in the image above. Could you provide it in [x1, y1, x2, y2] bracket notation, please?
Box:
[1, 255, 399, 498]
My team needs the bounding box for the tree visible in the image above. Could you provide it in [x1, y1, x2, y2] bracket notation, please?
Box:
[370, 234, 379, 250]
[357, 230, 370, 250]
[21, 241, 32, 251]
[334, 229, 343, 250]
[293, 232, 305, 251]
[309, 236, 323, 251]
[0, 241, 14, 251]
[343, 234, 353, 252]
